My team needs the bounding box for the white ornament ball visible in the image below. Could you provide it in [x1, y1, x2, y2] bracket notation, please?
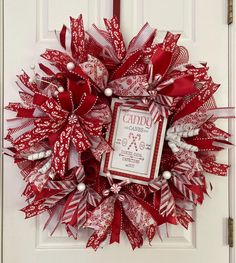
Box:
[28, 78, 34, 84]
[66, 62, 75, 71]
[30, 64, 35, 70]
[54, 91, 59, 96]
[104, 88, 113, 97]
[58, 86, 64, 93]
[162, 171, 172, 180]
[77, 183, 86, 192]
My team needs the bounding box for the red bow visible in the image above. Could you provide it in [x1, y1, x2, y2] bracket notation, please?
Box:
[84, 176, 161, 250]
[8, 69, 111, 178]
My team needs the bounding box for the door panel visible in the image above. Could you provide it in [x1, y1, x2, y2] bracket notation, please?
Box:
[3, 0, 229, 262]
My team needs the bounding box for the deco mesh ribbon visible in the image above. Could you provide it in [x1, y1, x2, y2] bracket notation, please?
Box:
[5, 15, 234, 250]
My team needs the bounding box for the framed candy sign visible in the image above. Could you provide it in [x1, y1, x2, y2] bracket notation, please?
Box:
[100, 99, 167, 184]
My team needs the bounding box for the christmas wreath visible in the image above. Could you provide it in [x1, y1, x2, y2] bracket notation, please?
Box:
[5, 16, 234, 250]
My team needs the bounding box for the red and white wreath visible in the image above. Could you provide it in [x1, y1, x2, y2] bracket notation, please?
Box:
[5, 15, 234, 250]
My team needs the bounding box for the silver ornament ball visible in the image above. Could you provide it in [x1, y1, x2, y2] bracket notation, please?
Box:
[58, 86, 64, 93]
[77, 183, 86, 192]
[104, 88, 113, 97]
[162, 171, 172, 180]
[66, 62, 75, 71]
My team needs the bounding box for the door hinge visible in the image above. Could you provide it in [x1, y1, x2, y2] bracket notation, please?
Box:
[228, 0, 233, 24]
[228, 217, 234, 247]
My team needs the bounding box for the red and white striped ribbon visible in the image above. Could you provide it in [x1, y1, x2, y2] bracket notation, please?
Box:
[44, 189, 73, 207]
[76, 196, 87, 228]
[159, 179, 175, 216]
[62, 191, 84, 224]
[155, 94, 176, 108]
[46, 180, 77, 190]
[172, 176, 198, 203]
[149, 101, 169, 123]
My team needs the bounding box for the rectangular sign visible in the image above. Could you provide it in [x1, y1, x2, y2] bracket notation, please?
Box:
[100, 99, 167, 185]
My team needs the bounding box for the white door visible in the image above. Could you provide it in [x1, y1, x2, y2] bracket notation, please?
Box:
[3, 0, 230, 262]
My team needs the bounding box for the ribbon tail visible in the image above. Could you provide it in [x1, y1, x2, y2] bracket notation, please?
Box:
[122, 211, 143, 250]
[172, 79, 220, 122]
[104, 17, 126, 61]
[85, 196, 116, 249]
[43, 204, 65, 236]
[110, 199, 122, 244]
[172, 176, 199, 203]
[159, 179, 176, 217]
[176, 205, 194, 229]
[201, 159, 229, 176]
[51, 123, 74, 177]
[86, 231, 109, 250]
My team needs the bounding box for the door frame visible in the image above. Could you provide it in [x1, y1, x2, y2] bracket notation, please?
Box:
[0, 1, 235, 263]
[229, 1, 236, 261]
[0, 0, 3, 262]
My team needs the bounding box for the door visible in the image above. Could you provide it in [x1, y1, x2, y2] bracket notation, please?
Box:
[3, 0, 230, 262]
